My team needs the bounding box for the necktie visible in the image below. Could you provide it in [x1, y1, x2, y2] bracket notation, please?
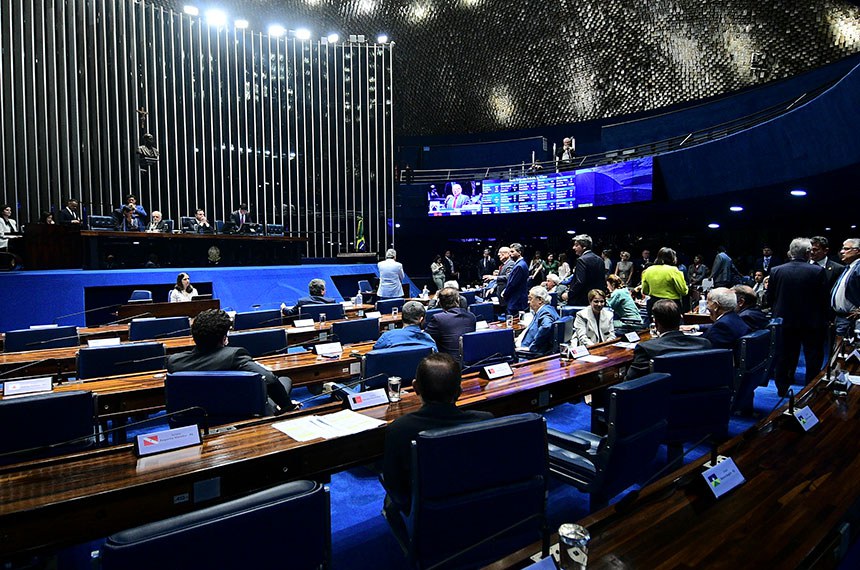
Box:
[831, 267, 850, 308]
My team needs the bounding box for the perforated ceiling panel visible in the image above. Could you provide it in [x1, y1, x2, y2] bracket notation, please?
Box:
[165, 0, 860, 135]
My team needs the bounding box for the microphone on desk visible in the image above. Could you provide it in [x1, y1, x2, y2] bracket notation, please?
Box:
[150, 327, 192, 340]
[24, 332, 86, 348]
[54, 303, 122, 323]
[0, 406, 211, 462]
[462, 352, 505, 375]
[112, 354, 169, 367]
[297, 373, 388, 408]
[101, 312, 154, 327]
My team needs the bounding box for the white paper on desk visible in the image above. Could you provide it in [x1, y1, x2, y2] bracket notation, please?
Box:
[578, 355, 608, 363]
[846, 374, 860, 385]
[272, 410, 385, 442]
[613, 341, 638, 349]
[290, 326, 317, 334]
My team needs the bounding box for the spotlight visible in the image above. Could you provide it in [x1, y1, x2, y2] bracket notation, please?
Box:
[205, 9, 227, 27]
[825, 227, 832, 231]
[566, 230, 576, 235]
[234, 19, 249, 29]
[729, 206, 744, 212]
[377, 34, 389, 43]
[790, 189, 807, 197]
[394, 223, 401, 228]
[596, 216, 607, 221]
[268, 24, 286, 37]
[183, 5, 199, 16]
[708, 223, 720, 229]
[295, 28, 311, 40]
[327, 33, 339, 43]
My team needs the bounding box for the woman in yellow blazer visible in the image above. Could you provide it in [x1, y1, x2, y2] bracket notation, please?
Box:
[640, 247, 688, 319]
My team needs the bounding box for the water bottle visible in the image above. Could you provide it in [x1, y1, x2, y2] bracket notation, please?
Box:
[421, 285, 429, 299]
[354, 289, 363, 307]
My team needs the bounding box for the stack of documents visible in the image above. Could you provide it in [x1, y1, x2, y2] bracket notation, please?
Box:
[272, 410, 386, 442]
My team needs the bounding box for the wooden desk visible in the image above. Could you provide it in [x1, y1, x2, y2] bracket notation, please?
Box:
[682, 311, 713, 326]
[116, 299, 220, 321]
[0, 339, 639, 557]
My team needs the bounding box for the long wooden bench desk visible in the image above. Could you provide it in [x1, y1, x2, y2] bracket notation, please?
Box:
[0, 337, 639, 557]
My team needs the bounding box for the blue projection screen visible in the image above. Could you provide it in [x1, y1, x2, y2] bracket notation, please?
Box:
[427, 156, 653, 216]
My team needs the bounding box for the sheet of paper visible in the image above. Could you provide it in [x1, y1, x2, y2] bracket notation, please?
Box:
[272, 410, 385, 442]
[613, 341, 638, 349]
[846, 374, 860, 385]
[289, 326, 317, 334]
[578, 354, 608, 363]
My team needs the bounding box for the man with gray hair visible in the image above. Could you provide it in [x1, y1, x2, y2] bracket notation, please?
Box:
[281, 278, 336, 317]
[832, 237, 860, 338]
[701, 287, 751, 350]
[377, 248, 406, 299]
[768, 237, 829, 396]
[374, 301, 438, 351]
[517, 286, 560, 356]
[561, 234, 605, 306]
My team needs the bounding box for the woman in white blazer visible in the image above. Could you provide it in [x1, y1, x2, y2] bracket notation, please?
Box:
[573, 289, 616, 346]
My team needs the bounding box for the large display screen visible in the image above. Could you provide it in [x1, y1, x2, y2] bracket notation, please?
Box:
[427, 156, 653, 216]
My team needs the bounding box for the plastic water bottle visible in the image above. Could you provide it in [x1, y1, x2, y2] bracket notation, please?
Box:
[354, 290, 363, 307]
[421, 285, 429, 299]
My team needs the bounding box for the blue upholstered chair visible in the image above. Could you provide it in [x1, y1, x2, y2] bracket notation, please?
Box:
[298, 303, 345, 323]
[358, 279, 374, 294]
[232, 309, 282, 331]
[180, 216, 195, 232]
[101, 480, 330, 570]
[0, 391, 96, 464]
[88, 215, 114, 230]
[460, 290, 479, 305]
[162, 219, 174, 232]
[331, 318, 380, 345]
[460, 328, 516, 373]
[732, 329, 772, 415]
[265, 223, 285, 236]
[547, 373, 671, 511]
[468, 302, 496, 323]
[423, 308, 443, 325]
[128, 290, 153, 303]
[383, 413, 548, 569]
[548, 291, 559, 308]
[376, 298, 406, 315]
[77, 342, 166, 380]
[560, 305, 586, 318]
[4, 325, 79, 353]
[128, 316, 190, 341]
[651, 348, 733, 462]
[227, 329, 288, 357]
[551, 315, 575, 354]
[361, 345, 434, 390]
[165, 371, 271, 428]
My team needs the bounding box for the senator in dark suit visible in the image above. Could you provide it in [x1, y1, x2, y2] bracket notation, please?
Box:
[281, 278, 336, 317]
[59, 199, 82, 224]
[166, 309, 295, 412]
[478, 249, 497, 277]
[753, 246, 782, 276]
[382, 353, 493, 517]
[502, 243, 529, 313]
[562, 234, 606, 306]
[424, 287, 477, 359]
[733, 285, 770, 330]
[144, 210, 168, 233]
[230, 203, 254, 233]
[701, 288, 751, 350]
[767, 239, 829, 395]
[627, 300, 713, 380]
[810, 236, 844, 292]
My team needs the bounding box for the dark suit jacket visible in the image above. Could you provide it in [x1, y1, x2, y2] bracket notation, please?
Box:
[230, 211, 255, 232]
[494, 258, 515, 299]
[503, 258, 530, 313]
[818, 257, 844, 292]
[703, 311, 752, 349]
[478, 256, 497, 277]
[58, 207, 81, 224]
[738, 306, 770, 330]
[283, 295, 336, 317]
[565, 250, 605, 306]
[767, 259, 829, 329]
[383, 402, 493, 512]
[626, 330, 713, 379]
[754, 255, 782, 275]
[145, 220, 168, 233]
[188, 220, 215, 234]
[424, 307, 477, 358]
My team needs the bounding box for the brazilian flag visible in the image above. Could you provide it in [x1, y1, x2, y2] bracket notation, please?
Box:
[356, 216, 366, 252]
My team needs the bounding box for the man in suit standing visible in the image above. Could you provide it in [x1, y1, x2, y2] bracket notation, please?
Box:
[484, 246, 513, 304]
[377, 248, 406, 299]
[425, 287, 477, 359]
[59, 198, 82, 224]
[501, 243, 529, 313]
[382, 353, 492, 523]
[754, 246, 782, 276]
[230, 203, 254, 233]
[768, 238, 829, 396]
[281, 278, 336, 317]
[562, 234, 605, 306]
[627, 300, 713, 380]
[810, 236, 844, 291]
[478, 248, 496, 278]
[831, 237, 860, 337]
[518, 286, 560, 356]
[711, 246, 734, 288]
[167, 309, 296, 412]
[701, 287, 751, 350]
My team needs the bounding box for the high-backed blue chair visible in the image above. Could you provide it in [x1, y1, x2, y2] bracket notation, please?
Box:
[128, 316, 190, 341]
[551, 315, 574, 353]
[384, 413, 548, 569]
[424, 308, 443, 324]
[77, 342, 166, 380]
[733, 329, 772, 415]
[227, 329, 288, 357]
[766, 317, 783, 384]
[298, 303, 345, 322]
[165, 371, 271, 428]
[651, 348, 733, 462]
[331, 318, 379, 345]
[468, 302, 495, 322]
[162, 219, 174, 232]
[460, 328, 516, 373]
[548, 291, 559, 308]
[560, 305, 586, 318]
[128, 290, 152, 303]
[376, 298, 406, 314]
[0, 391, 96, 464]
[101, 480, 330, 570]
[4, 325, 79, 353]
[358, 279, 374, 294]
[232, 309, 282, 331]
[460, 290, 479, 305]
[547, 373, 671, 511]
[88, 215, 114, 230]
[362, 345, 434, 390]
[265, 223, 285, 236]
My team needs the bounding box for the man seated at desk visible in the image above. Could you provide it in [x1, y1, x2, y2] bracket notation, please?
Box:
[516, 285, 560, 357]
[187, 208, 215, 234]
[425, 287, 476, 359]
[167, 309, 297, 412]
[374, 301, 437, 351]
[145, 210, 168, 233]
[113, 194, 148, 227]
[382, 353, 493, 524]
[229, 203, 255, 233]
[114, 205, 141, 232]
[626, 299, 713, 379]
[280, 278, 336, 318]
